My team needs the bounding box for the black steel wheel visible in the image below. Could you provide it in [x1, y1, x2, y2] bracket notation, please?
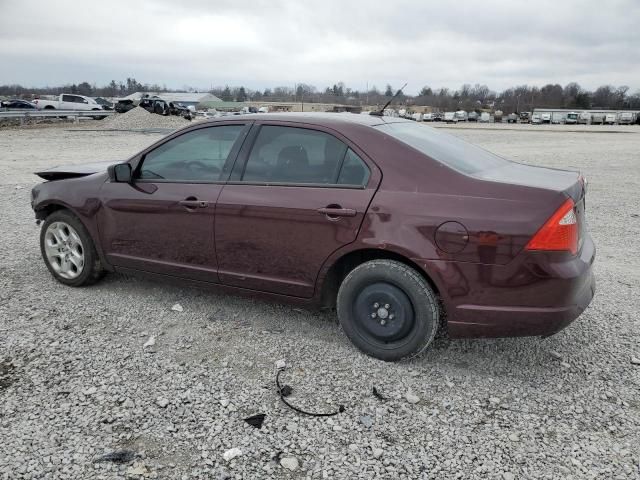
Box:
[337, 259, 440, 361]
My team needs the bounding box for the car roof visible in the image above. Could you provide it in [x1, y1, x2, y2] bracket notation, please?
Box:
[202, 112, 412, 128]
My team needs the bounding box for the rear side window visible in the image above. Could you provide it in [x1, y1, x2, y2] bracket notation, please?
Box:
[338, 149, 370, 186]
[242, 126, 348, 184]
[138, 125, 244, 182]
[376, 122, 508, 174]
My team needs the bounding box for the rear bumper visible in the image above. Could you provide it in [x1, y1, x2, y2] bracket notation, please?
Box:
[417, 234, 596, 338]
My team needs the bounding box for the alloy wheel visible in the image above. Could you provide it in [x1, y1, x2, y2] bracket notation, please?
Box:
[43, 221, 85, 280]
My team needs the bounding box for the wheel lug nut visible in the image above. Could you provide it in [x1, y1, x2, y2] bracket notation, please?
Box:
[371, 313, 377, 318]
[389, 314, 394, 320]
[384, 304, 390, 309]
[373, 303, 379, 309]
[380, 319, 387, 326]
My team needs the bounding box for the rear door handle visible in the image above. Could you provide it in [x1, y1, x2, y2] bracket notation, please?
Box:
[179, 199, 208, 209]
[317, 206, 357, 217]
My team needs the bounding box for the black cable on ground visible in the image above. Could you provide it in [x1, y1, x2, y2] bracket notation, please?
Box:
[276, 368, 345, 417]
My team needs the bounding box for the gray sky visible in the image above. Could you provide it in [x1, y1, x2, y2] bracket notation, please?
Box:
[1, 0, 638, 94]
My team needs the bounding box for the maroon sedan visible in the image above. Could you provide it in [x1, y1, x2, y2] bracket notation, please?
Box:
[31, 113, 595, 361]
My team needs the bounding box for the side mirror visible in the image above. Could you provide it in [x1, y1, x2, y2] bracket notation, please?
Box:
[110, 163, 132, 183]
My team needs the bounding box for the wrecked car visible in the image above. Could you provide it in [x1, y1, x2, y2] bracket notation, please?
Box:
[114, 99, 136, 114]
[31, 113, 595, 361]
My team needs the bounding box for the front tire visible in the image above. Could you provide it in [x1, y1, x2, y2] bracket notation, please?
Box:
[337, 260, 440, 361]
[40, 210, 104, 287]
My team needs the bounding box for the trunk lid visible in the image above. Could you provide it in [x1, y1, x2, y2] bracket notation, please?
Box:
[473, 163, 584, 202]
[35, 160, 121, 181]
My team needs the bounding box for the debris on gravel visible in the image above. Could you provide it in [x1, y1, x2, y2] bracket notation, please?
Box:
[95, 450, 137, 464]
[405, 390, 420, 404]
[222, 448, 243, 461]
[171, 303, 184, 312]
[279, 456, 299, 471]
[244, 413, 266, 429]
[143, 335, 156, 348]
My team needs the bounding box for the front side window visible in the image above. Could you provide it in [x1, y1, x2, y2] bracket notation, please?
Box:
[62, 95, 74, 102]
[138, 125, 244, 182]
[242, 126, 350, 184]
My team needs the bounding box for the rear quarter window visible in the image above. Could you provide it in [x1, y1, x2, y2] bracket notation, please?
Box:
[376, 122, 508, 174]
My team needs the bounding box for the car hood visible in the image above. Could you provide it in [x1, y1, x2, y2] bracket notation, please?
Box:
[35, 160, 122, 181]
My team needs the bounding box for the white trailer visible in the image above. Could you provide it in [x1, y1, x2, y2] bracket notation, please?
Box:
[618, 112, 635, 125]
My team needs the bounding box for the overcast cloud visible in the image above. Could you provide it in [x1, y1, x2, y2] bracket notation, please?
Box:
[1, 0, 638, 93]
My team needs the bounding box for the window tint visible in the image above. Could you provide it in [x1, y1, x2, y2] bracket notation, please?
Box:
[242, 126, 347, 184]
[376, 122, 509, 174]
[338, 149, 370, 186]
[138, 125, 244, 182]
[62, 95, 73, 102]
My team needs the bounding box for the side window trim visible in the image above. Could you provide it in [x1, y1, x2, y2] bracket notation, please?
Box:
[230, 123, 262, 182]
[331, 147, 349, 184]
[133, 123, 252, 184]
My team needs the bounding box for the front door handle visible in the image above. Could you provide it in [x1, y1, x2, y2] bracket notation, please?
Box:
[179, 199, 208, 209]
[317, 206, 357, 218]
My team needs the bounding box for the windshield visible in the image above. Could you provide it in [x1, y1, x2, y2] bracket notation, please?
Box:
[376, 122, 509, 175]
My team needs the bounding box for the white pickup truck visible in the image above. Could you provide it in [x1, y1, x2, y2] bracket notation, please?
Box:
[33, 94, 105, 112]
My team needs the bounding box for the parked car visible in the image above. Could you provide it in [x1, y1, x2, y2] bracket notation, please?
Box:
[31, 113, 595, 361]
[565, 112, 579, 125]
[531, 113, 542, 124]
[467, 112, 478, 122]
[33, 94, 107, 119]
[493, 110, 503, 123]
[618, 112, 634, 125]
[577, 112, 591, 125]
[506, 113, 518, 123]
[422, 113, 433, 122]
[168, 102, 193, 120]
[432, 112, 443, 122]
[138, 96, 170, 115]
[604, 113, 617, 125]
[541, 113, 551, 124]
[34, 94, 105, 112]
[411, 112, 422, 122]
[443, 112, 457, 123]
[519, 112, 531, 123]
[93, 97, 114, 110]
[454, 110, 468, 122]
[551, 112, 565, 124]
[591, 113, 605, 125]
[114, 99, 136, 114]
[1, 99, 37, 109]
[479, 112, 491, 123]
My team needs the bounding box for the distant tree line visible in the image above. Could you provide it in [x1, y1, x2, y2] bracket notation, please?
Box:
[2, 78, 639, 111]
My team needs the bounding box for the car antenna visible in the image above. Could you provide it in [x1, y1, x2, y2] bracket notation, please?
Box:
[370, 83, 408, 116]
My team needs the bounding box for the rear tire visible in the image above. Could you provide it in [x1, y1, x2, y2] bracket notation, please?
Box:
[40, 210, 105, 287]
[337, 260, 439, 361]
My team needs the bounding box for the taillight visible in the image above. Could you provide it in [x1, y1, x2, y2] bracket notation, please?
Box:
[526, 198, 579, 255]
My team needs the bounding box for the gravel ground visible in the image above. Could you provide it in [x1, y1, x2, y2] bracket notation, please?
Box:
[98, 107, 193, 131]
[0, 123, 639, 479]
